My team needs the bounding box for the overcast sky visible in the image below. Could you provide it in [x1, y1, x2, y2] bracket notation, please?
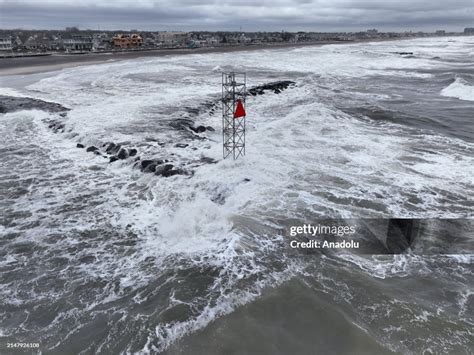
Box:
[1, 0, 473, 32]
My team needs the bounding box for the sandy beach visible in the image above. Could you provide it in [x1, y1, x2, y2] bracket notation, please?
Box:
[0, 41, 348, 76]
[0, 37, 415, 76]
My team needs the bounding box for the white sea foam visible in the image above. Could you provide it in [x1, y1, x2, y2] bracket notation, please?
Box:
[441, 77, 474, 101]
[338, 254, 429, 279]
[0, 87, 27, 97]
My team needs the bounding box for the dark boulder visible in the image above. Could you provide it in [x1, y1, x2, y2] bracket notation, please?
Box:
[162, 169, 183, 177]
[140, 159, 169, 172]
[129, 148, 137, 157]
[105, 143, 116, 153]
[144, 163, 157, 173]
[142, 159, 168, 173]
[155, 164, 174, 176]
[86, 146, 98, 152]
[105, 143, 121, 155]
[76, 143, 85, 148]
[155, 164, 188, 178]
[141, 160, 154, 169]
[117, 148, 128, 160]
[190, 125, 207, 133]
[109, 156, 119, 163]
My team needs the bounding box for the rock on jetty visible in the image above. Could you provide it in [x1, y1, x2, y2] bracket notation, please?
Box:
[0, 95, 70, 114]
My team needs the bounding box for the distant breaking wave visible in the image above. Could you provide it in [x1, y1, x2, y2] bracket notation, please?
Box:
[440, 77, 474, 101]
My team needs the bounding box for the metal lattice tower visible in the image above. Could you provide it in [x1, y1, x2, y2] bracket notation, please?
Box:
[222, 72, 246, 159]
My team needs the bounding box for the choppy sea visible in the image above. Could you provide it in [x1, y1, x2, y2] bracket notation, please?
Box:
[1, 36, 473, 354]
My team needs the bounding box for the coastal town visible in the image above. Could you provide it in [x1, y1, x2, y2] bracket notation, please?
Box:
[1, 27, 473, 56]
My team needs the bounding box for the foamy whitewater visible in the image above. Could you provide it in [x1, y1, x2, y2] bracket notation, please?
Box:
[441, 77, 474, 101]
[1, 36, 473, 354]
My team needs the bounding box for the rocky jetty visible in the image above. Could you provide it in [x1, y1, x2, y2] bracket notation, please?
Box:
[137, 159, 187, 177]
[185, 80, 297, 120]
[74, 142, 193, 178]
[26, 79, 297, 179]
[169, 118, 216, 139]
[248, 81, 296, 96]
[0, 95, 70, 114]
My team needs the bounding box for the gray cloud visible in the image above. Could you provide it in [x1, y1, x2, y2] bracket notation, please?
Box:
[1, 0, 473, 31]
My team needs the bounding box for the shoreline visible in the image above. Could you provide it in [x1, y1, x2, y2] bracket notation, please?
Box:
[0, 38, 410, 76]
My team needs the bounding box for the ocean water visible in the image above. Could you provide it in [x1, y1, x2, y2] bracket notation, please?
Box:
[1, 36, 473, 354]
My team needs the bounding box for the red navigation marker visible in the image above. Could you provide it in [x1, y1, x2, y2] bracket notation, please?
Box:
[233, 99, 246, 118]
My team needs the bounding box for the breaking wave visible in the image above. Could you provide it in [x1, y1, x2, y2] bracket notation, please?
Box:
[441, 77, 474, 101]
